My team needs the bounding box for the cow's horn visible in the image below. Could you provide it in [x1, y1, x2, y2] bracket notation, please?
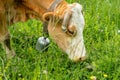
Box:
[62, 10, 72, 32]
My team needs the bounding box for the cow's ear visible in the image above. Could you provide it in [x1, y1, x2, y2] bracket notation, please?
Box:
[43, 12, 54, 22]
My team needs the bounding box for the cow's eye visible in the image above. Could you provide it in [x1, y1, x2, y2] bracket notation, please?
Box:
[66, 25, 77, 36]
[67, 30, 75, 35]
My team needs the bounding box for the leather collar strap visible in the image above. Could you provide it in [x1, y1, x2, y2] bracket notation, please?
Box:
[48, 0, 63, 12]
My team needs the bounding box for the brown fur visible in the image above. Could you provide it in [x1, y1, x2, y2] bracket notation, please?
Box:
[0, 0, 69, 59]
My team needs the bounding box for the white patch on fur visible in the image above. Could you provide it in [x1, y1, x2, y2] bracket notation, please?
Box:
[66, 3, 86, 61]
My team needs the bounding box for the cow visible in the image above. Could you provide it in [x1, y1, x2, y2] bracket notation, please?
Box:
[0, 0, 86, 62]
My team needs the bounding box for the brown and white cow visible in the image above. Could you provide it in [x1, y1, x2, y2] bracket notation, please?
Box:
[0, 0, 86, 62]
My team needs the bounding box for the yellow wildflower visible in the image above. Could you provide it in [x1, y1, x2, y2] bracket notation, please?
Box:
[22, 78, 25, 80]
[103, 74, 108, 78]
[90, 76, 97, 80]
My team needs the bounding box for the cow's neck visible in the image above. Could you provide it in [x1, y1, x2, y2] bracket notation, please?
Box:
[30, 0, 54, 10]
[23, 0, 55, 20]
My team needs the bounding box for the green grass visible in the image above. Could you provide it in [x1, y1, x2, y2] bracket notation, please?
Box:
[0, 0, 120, 80]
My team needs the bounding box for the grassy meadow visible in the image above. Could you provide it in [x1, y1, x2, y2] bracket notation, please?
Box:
[0, 0, 120, 80]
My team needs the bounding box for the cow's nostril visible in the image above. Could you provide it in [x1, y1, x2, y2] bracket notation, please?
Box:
[79, 56, 86, 61]
[79, 57, 82, 60]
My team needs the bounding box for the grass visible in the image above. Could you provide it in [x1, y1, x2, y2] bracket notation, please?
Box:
[0, 0, 120, 80]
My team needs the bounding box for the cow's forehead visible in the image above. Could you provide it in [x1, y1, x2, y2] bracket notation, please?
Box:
[68, 3, 82, 10]
[68, 3, 85, 30]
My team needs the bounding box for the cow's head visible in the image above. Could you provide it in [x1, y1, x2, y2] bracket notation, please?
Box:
[43, 3, 86, 62]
